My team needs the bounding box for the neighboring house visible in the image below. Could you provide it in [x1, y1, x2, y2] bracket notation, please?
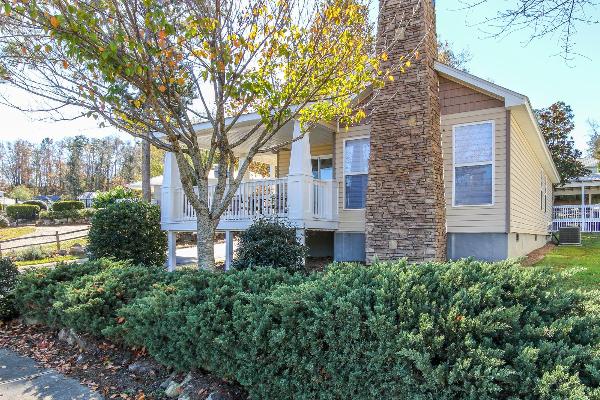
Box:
[553, 157, 600, 232]
[127, 176, 164, 204]
[78, 192, 97, 208]
[160, 60, 560, 269]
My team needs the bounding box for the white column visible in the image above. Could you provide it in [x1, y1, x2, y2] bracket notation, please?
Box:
[224, 230, 234, 271]
[581, 185, 586, 232]
[287, 120, 312, 224]
[161, 152, 181, 227]
[167, 231, 177, 272]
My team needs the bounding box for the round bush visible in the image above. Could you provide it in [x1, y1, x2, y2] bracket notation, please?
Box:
[233, 218, 308, 272]
[0, 214, 9, 228]
[6, 204, 40, 220]
[52, 200, 85, 212]
[92, 186, 138, 209]
[0, 258, 19, 320]
[88, 200, 167, 266]
[23, 200, 48, 211]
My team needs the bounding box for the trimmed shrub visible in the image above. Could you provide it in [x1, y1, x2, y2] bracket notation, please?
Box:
[88, 201, 166, 266]
[0, 214, 9, 228]
[39, 208, 96, 221]
[52, 200, 85, 212]
[92, 186, 138, 209]
[14, 246, 51, 262]
[233, 218, 307, 273]
[14, 259, 117, 326]
[116, 260, 600, 399]
[6, 204, 40, 220]
[23, 200, 48, 211]
[0, 258, 19, 320]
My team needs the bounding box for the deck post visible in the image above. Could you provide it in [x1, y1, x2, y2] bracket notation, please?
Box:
[224, 230, 234, 271]
[581, 185, 586, 232]
[288, 120, 312, 224]
[167, 231, 177, 272]
[161, 152, 181, 228]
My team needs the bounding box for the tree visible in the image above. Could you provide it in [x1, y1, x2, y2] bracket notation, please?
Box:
[65, 136, 87, 197]
[1, 0, 392, 269]
[8, 185, 33, 201]
[535, 102, 588, 185]
[587, 119, 600, 161]
[466, 0, 598, 59]
[437, 38, 471, 71]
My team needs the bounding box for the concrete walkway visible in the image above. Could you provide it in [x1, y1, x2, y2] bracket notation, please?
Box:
[176, 241, 238, 266]
[0, 348, 102, 399]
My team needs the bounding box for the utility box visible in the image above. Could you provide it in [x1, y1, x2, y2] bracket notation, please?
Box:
[559, 226, 581, 246]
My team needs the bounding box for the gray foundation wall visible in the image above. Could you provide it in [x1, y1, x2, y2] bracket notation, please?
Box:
[447, 233, 508, 262]
[334, 232, 366, 262]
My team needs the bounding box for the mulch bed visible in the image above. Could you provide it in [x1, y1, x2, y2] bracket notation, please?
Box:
[521, 242, 557, 267]
[0, 319, 247, 400]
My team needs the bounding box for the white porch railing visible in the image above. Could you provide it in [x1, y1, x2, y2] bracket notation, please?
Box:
[312, 179, 336, 220]
[175, 178, 289, 222]
[552, 205, 600, 232]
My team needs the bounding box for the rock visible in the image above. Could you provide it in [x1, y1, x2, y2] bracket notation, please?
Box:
[22, 316, 40, 326]
[177, 395, 191, 400]
[160, 372, 176, 389]
[57, 328, 92, 351]
[69, 243, 86, 256]
[57, 249, 68, 256]
[127, 360, 156, 376]
[76, 354, 86, 364]
[164, 381, 184, 398]
[206, 392, 231, 400]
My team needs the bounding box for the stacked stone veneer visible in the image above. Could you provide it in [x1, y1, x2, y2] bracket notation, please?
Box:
[365, 0, 446, 262]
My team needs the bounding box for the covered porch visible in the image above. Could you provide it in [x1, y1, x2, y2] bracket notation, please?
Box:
[552, 176, 600, 232]
[160, 118, 338, 270]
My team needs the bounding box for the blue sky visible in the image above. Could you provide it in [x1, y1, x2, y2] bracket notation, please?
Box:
[0, 1, 598, 153]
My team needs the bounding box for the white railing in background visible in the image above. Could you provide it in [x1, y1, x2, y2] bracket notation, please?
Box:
[175, 178, 288, 222]
[552, 205, 600, 232]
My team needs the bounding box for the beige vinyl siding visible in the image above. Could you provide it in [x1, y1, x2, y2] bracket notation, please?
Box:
[335, 124, 370, 232]
[442, 107, 507, 233]
[276, 143, 333, 177]
[509, 115, 553, 234]
[439, 77, 504, 115]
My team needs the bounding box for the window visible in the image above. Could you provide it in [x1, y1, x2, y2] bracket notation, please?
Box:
[453, 122, 494, 206]
[312, 156, 333, 180]
[344, 138, 370, 209]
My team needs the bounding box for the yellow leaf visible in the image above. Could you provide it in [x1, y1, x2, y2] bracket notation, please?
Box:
[405, 60, 411, 67]
[158, 85, 167, 92]
[388, 75, 394, 82]
[50, 15, 60, 28]
[380, 52, 388, 61]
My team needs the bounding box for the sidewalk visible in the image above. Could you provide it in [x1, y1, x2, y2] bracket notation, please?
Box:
[0, 348, 102, 399]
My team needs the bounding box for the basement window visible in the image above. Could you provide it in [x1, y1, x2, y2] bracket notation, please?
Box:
[453, 121, 494, 206]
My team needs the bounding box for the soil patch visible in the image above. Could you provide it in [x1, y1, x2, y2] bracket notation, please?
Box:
[521, 242, 557, 267]
[0, 319, 247, 400]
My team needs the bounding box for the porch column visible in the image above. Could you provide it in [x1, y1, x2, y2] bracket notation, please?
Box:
[581, 185, 586, 232]
[167, 231, 177, 272]
[288, 120, 312, 224]
[161, 152, 181, 227]
[224, 230, 234, 271]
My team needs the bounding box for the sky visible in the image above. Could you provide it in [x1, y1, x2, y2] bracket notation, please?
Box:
[0, 1, 598, 153]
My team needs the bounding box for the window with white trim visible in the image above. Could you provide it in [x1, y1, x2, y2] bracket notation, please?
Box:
[344, 138, 370, 209]
[453, 122, 494, 206]
[312, 155, 333, 180]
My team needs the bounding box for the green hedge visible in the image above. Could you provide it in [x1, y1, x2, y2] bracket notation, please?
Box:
[88, 201, 166, 266]
[92, 186, 138, 209]
[0, 258, 19, 320]
[39, 208, 96, 221]
[52, 200, 85, 212]
[6, 204, 40, 220]
[14, 259, 600, 399]
[23, 200, 48, 211]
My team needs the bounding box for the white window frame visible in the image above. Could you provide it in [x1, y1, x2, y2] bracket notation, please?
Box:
[311, 154, 333, 180]
[452, 120, 495, 207]
[343, 136, 370, 210]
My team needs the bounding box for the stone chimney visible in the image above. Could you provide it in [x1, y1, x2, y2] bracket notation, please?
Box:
[365, 0, 446, 262]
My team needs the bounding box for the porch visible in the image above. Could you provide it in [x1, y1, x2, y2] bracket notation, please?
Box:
[160, 119, 339, 270]
[553, 178, 600, 233]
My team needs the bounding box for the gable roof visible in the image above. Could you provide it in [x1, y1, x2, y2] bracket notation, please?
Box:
[434, 62, 560, 184]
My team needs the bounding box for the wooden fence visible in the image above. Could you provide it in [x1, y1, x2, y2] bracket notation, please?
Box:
[0, 228, 89, 256]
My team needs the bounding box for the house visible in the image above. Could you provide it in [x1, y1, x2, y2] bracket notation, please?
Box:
[126, 176, 164, 204]
[552, 157, 600, 232]
[160, 0, 559, 269]
[77, 192, 97, 208]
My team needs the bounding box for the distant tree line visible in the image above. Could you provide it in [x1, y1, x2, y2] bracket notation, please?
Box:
[0, 135, 164, 198]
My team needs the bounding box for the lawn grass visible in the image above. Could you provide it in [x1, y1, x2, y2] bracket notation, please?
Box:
[533, 234, 600, 290]
[0, 226, 36, 241]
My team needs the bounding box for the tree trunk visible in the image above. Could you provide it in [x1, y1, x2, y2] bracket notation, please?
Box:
[196, 217, 216, 270]
[141, 138, 151, 202]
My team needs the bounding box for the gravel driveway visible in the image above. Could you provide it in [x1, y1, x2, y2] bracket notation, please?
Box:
[1, 225, 90, 251]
